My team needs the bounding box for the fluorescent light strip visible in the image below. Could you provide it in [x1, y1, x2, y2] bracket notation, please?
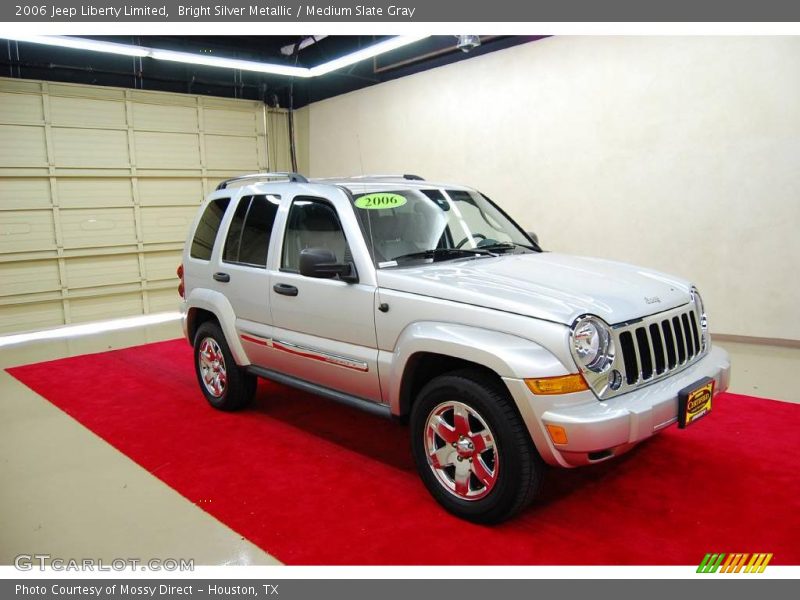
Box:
[0, 312, 181, 348]
[148, 48, 309, 77]
[2, 35, 428, 77]
[309, 35, 429, 76]
[7, 34, 150, 57]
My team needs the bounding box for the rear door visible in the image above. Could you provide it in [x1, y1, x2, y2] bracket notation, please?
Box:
[215, 194, 281, 365]
[266, 194, 381, 402]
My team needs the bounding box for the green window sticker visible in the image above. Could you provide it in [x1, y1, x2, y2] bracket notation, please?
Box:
[354, 193, 407, 210]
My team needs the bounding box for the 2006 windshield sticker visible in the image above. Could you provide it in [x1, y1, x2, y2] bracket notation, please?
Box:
[355, 193, 407, 209]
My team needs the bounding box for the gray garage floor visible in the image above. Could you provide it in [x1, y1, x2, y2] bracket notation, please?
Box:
[0, 319, 797, 566]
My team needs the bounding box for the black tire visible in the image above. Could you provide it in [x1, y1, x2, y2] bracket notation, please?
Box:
[193, 321, 256, 411]
[410, 370, 543, 524]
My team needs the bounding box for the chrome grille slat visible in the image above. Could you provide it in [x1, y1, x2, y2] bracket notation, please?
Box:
[673, 316, 687, 364]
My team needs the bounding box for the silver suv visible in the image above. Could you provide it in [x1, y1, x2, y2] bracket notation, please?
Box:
[179, 172, 730, 523]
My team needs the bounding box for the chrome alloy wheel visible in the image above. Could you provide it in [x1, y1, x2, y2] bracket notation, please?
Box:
[198, 337, 227, 397]
[424, 401, 499, 501]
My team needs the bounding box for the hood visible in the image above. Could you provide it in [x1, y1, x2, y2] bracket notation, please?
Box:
[376, 252, 693, 326]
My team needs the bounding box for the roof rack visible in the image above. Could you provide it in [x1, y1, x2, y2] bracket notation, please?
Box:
[314, 174, 425, 182]
[216, 172, 309, 190]
[351, 174, 425, 181]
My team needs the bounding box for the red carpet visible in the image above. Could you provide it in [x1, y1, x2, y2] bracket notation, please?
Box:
[8, 339, 800, 565]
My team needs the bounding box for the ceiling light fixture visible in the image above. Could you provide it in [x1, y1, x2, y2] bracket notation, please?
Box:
[6, 34, 150, 57]
[148, 48, 309, 77]
[309, 35, 428, 76]
[2, 35, 429, 78]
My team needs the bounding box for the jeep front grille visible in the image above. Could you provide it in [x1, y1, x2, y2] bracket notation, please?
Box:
[615, 305, 705, 388]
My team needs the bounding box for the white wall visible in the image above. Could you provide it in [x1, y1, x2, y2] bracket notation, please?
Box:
[307, 37, 800, 341]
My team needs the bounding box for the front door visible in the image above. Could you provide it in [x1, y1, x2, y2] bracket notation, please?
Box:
[267, 196, 381, 402]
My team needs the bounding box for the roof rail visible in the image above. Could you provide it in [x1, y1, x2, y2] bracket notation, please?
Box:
[315, 174, 425, 182]
[216, 172, 309, 190]
[352, 174, 425, 181]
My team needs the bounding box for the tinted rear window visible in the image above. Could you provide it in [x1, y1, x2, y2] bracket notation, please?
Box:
[223, 195, 279, 268]
[190, 198, 230, 260]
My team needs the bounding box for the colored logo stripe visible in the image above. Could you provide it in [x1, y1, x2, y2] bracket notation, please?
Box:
[697, 553, 772, 573]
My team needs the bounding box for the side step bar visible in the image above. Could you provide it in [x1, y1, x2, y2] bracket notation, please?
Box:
[247, 365, 392, 419]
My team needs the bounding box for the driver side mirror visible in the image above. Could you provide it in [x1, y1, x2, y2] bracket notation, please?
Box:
[299, 248, 358, 283]
[526, 231, 539, 246]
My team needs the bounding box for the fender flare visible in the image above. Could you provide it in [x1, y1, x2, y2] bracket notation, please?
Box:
[382, 321, 569, 416]
[185, 289, 250, 366]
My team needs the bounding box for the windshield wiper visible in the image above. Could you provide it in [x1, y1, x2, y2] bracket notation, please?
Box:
[479, 241, 542, 253]
[393, 247, 498, 263]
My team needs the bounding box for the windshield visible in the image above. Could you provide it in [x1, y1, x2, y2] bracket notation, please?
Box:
[350, 187, 538, 267]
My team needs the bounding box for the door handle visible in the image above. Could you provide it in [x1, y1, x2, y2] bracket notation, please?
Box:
[213, 272, 230, 283]
[273, 283, 298, 297]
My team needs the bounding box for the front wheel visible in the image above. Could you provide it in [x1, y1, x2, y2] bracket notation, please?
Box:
[193, 321, 256, 411]
[410, 370, 543, 524]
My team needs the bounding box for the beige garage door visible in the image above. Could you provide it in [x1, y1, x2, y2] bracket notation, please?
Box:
[0, 76, 293, 334]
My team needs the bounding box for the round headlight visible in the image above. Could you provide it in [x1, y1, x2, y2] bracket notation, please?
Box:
[572, 316, 615, 373]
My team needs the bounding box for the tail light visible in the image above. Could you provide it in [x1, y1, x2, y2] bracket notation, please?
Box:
[177, 263, 185, 299]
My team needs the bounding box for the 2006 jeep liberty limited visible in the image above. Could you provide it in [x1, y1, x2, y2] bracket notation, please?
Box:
[179, 172, 730, 523]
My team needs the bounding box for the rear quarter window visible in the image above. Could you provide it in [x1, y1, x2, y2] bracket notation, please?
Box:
[190, 198, 230, 260]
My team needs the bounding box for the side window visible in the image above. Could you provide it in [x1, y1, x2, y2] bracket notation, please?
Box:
[190, 198, 230, 260]
[281, 198, 350, 271]
[222, 196, 251, 263]
[222, 195, 279, 268]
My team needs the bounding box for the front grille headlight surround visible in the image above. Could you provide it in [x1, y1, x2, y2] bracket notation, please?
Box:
[691, 286, 708, 350]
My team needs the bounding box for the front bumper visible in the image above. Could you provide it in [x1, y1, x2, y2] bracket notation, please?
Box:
[504, 345, 731, 467]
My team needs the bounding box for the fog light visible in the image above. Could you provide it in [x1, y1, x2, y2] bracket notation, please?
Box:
[608, 369, 622, 391]
[546, 424, 568, 445]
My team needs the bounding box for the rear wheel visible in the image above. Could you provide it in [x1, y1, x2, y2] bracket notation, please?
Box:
[193, 321, 256, 411]
[410, 370, 542, 523]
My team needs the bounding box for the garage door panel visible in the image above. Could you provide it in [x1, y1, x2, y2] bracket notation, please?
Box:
[204, 108, 257, 136]
[0, 260, 61, 297]
[141, 206, 196, 244]
[144, 250, 182, 281]
[69, 292, 144, 323]
[0, 92, 44, 123]
[205, 135, 260, 170]
[147, 288, 181, 313]
[58, 178, 134, 208]
[0, 300, 64, 334]
[52, 128, 130, 168]
[134, 132, 201, 169]
[65, 254, 141, 289]
[138, 178, 203, 206]
[59, 208, 137, 248]
[0, 210, 56, 253]
[0, 178, 51, 209]
[49, 96, 126, 128]
[133, 103, 198, 132]
[0, 125, 48, 167]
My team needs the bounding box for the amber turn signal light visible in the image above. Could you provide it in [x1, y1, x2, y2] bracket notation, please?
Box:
[525, 374, 588, 395]
[545, 424, 569, 445]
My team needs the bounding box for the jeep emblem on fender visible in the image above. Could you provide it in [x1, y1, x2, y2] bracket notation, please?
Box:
[644, 296, 661, 304]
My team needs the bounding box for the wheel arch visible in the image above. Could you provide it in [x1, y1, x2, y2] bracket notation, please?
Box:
[184, 289, 250, 366]
[385, 321, 569, 418]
